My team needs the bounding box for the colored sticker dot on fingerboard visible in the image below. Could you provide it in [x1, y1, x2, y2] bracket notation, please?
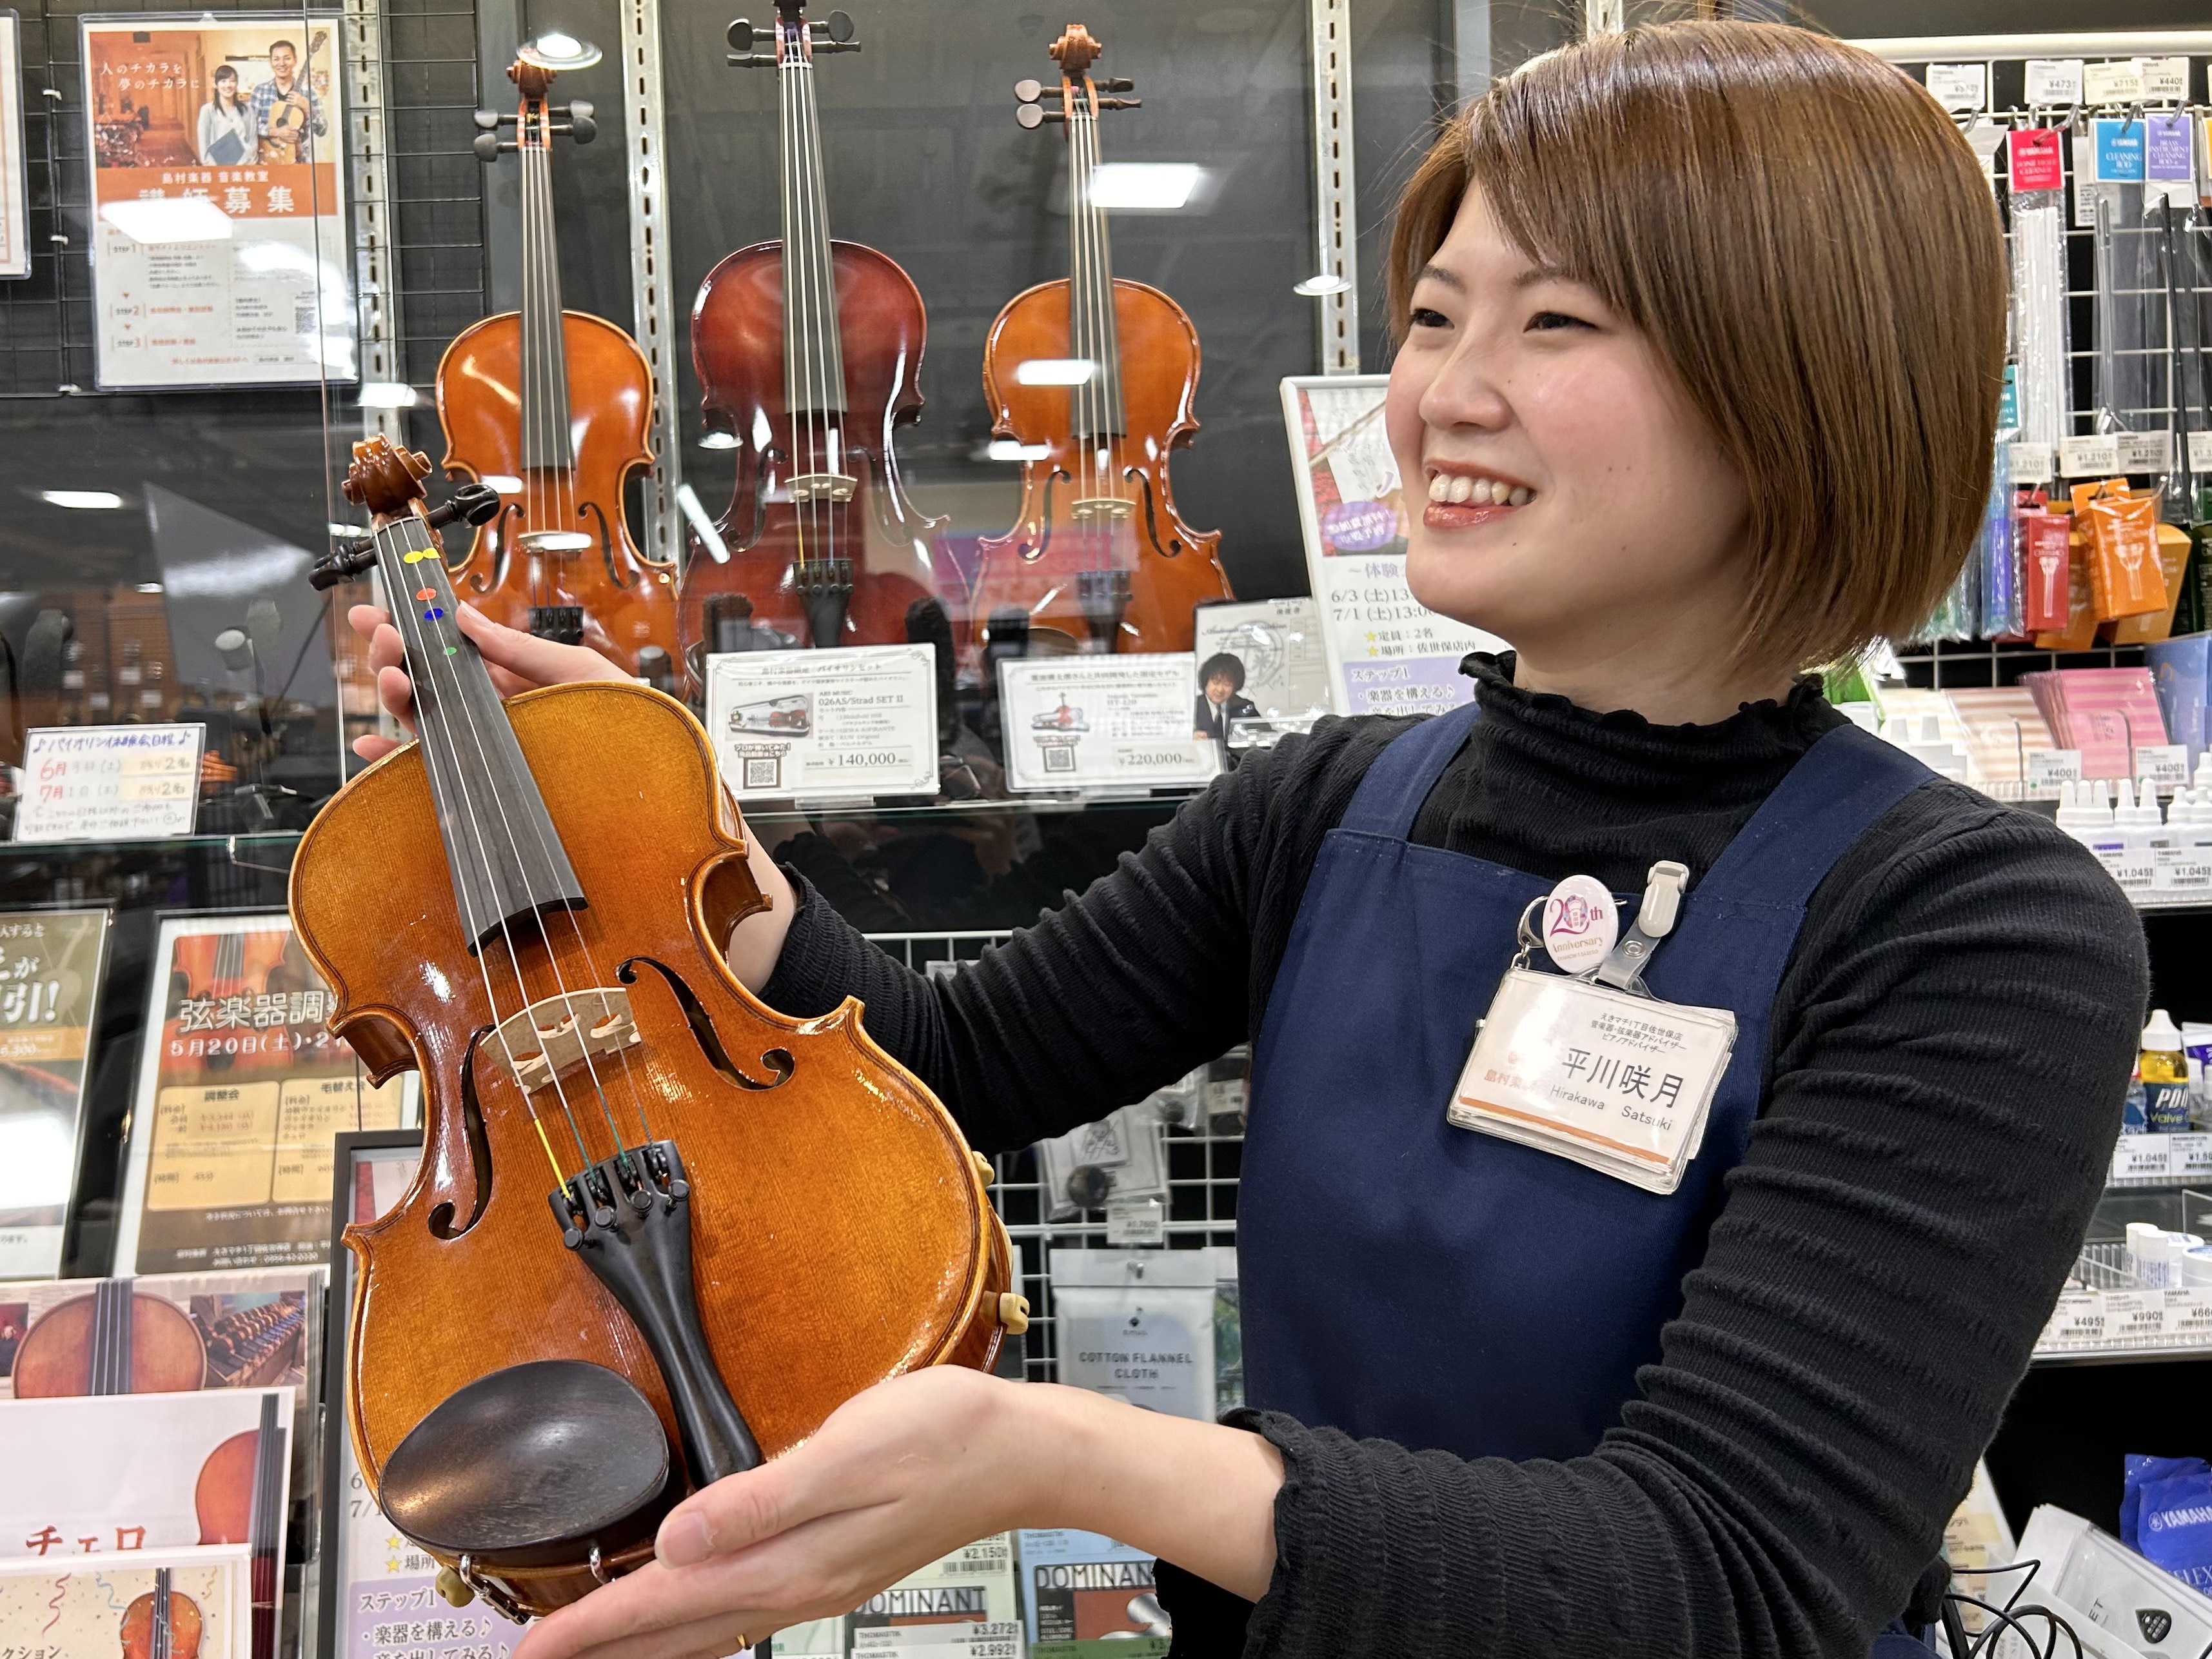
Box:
[403, 550, 434, 562]
[424, 606, 446, 621]
[415, 588, 436, 602]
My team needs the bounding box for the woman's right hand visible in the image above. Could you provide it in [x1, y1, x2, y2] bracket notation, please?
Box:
[345, 601, 630, 762]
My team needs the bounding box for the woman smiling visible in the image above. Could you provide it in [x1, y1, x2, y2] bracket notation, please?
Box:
[354, 20, 2144, 1658]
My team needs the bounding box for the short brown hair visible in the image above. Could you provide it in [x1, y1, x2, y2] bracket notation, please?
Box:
[1388, 22, 2006, 671]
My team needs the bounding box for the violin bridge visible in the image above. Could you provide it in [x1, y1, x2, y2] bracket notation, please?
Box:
[1070, 496, 1133, 522]
[491, 987, 642, 1095]
[787, 471, 856, 504]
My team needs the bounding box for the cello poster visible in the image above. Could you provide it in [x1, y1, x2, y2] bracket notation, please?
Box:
[0, 1546, 251, 1658]
[81, 13, 351, 390]
[0, 908, 109, 1280]
[114, 913, 410, 1276]
[1279, 375, 1504, 718]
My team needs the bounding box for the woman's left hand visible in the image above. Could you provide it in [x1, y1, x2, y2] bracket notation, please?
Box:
[513, 1367, 1056, 1659]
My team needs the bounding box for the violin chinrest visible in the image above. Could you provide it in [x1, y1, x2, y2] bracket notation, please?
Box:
[380, 1360, 674, 1568]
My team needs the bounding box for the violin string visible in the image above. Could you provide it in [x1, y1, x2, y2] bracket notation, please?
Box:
[778, 30, 808, 605]
[806, 45, 834, 612]
[1084, 99, 1133, 595]
[520, 117, 544, 617]
[403, 519, 640, 1173]
[1065, 88, 1089, 599]
[380, 511, 591, 1183]
[796, 36, 829, 617]
[541, 99, 579, 610]
[1080, 92, 1109, 588]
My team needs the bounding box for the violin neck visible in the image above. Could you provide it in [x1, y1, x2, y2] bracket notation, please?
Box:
[518, 137, 577, 473]
[1067, 100, 1126, 442]
[371, 510, 588, 948]
[778, 35, 847, 419]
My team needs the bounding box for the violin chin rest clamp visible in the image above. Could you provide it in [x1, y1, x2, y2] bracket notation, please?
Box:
[435, 1565, 474, 1608]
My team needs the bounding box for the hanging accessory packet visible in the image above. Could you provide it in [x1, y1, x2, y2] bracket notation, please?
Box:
[2075, 479, 2169, 619]
[1448, 864, 1736, 1196]
[2121, 1454, 2212, 1591]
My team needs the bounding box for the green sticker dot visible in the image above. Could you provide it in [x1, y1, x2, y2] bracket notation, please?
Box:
[444, 645, 458, 655]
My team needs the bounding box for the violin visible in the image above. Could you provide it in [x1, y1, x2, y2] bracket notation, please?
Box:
[10, 1277, 206, 1396]
[438, 50, 680, 678]
[194, 1393, 282, 1658]
[119, 1569, 202, 1659]
[294, 438, 1018, 1618]
[971, 23, 1232, 657]
[684, 2, 943, 661]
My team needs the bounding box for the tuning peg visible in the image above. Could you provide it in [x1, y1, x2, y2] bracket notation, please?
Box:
[811, 10, 855, 43]
[1096, 95, 1141, 110]
[1014, 77, 1044, 103]
[727, 16, 756, 51]
[471, 130, 509, 162]
[1098, 77, 1134, 92]
[560, 99, 596, 143]
[430, 482, 502, 531]
[473, 108, 500, 129]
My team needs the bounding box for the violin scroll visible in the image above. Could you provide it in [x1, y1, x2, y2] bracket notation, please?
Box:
[471, 55, 595, 161]
[315, 441, 499, 590]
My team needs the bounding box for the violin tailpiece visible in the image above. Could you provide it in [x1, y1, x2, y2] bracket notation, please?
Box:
[549, 1139, 762, 1486]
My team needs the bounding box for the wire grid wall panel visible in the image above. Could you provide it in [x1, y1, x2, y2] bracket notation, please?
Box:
[0, 0, 486, 401]
[867, 929, 1245, 1387]
[1857, 41, 2212, 696]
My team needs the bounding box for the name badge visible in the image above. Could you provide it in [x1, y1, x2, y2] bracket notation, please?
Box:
[1447, 968, 1736, 1195]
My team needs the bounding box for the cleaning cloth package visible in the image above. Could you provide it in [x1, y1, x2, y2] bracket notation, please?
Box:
[2123, 1455, 2212, 1592]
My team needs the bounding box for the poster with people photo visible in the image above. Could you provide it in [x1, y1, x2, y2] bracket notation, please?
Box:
[113, 912, 411, 1275]
[82, 12, 351, 389]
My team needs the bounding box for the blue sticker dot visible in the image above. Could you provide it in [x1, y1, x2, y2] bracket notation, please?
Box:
[423, 606, 446, 621]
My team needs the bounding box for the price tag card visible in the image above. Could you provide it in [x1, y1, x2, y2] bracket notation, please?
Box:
[2166, 1288, 2212, 1346]
[2154, 845, 2212, 893]
[14, 723, 203, 842]
[2140, 55, 2191, 101]
[1105, 1197, 1166, 1246]
[2189, 432, 2212, 472]
[2008, 441, 2056, 482]
[2027, 748, 2082, 791]
[1925, 63, 1987, 112]
[2108, 1291, 2168, 1343]
[2175, 1132, 2212, 1178]
[2112, 1133, 2177, 1182]
[2084, 59, 2146, 106]
[2060, 433, 2123, 476]
[704, 644, 939, 802]
[2138, 744, 2189, 787]
[2041, 1290, 2108, 1351]
[2118, 431, 2174, 472]
[2024, 58, 2085, 105]
[998, 654, 1220, 793]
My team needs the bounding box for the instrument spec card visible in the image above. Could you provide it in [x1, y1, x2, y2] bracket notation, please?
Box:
[14, 723, 203, 842]
[705, 642, 938, 802]
[998, 655, 1220, 793]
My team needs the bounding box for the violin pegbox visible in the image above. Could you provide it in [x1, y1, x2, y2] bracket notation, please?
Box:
[343, 437, 431, 517]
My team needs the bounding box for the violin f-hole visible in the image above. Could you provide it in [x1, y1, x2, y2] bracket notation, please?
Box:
[430, 1027, 498, 1240]
[1031, 467, 1072, 562]
[1127, 467, 1180, 560]
[582, 501, 623, 590]
[620, 957, 794, 1091]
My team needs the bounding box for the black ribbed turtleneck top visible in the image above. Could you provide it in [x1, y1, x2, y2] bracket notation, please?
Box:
[760, 653, 2146, 1658]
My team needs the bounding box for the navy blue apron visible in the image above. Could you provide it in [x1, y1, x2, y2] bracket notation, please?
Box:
[1239, 702, 1939, 1653]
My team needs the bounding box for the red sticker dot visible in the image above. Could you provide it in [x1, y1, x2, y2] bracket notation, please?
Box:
[415, 587, 436, 602]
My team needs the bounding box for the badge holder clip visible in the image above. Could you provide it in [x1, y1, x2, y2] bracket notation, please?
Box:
[1449, 861, 1735, 1196]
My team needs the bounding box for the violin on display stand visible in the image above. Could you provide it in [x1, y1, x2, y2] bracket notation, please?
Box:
[684, 1, 943, 664]
[296, 438, 1018, 1619]
[971, 23, 1231, 658]
[438, 49, 680, 678]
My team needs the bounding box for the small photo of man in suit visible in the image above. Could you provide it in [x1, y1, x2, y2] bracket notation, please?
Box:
[1194, 651, 1259, 744]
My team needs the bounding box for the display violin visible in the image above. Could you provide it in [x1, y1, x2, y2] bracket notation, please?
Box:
[295, 438, 1019, 1618]
[119, 1569, 202, 1659]
[10, 1275, 206, 1396]
[971, 23, 1231, 657]
[684, 1, 943, 661]
[438, 48, 680, 678]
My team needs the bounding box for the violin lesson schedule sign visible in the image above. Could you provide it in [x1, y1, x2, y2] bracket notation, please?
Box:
[81, 14, 351, 390]
[1281, 375, 1505, 718]
[113, 913, 410, 1275]
[704, 642, 940, 802]
[14, 722, 203, 842]
[0, 908, 109, 1280]
[998, 655, 1220, 794]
